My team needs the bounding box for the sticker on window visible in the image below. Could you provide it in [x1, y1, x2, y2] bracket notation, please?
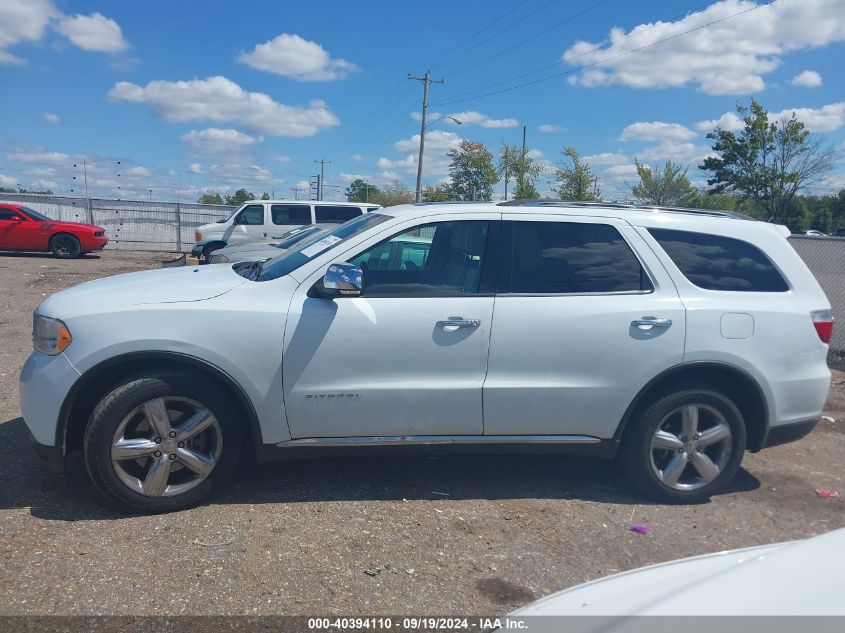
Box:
[300, 235, 343, 258]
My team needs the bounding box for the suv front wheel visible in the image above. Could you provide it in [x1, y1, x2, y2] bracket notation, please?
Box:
[621, 387, 747, 503]
[84, 371, 242, 513]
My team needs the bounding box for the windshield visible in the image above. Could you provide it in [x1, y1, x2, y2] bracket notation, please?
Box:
[20, 207, 52, 221]
[216, 207, 240, 223]
[252, 213, 392, 282]
[272, 225, 323, 249]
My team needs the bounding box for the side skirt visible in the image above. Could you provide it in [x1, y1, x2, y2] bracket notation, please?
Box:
[255, 435, 619, 463]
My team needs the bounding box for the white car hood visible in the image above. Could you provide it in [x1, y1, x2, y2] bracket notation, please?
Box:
[511, 528, 845, 617]
[37, 264, 247, 319]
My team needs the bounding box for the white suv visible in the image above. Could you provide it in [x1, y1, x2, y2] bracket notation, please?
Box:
[20, 201, 832, 512]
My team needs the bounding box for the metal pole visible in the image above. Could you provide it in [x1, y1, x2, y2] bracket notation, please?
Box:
[408, 70, 444, 203]
[519, 126, 527, 195]
[314, 159, 330, 201]
[83, 158, 89, 200]
[175, 202, 182, 252]
[503, 146, 509, 201]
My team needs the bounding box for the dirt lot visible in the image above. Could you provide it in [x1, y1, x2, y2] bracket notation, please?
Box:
[0, 250, 843, 616]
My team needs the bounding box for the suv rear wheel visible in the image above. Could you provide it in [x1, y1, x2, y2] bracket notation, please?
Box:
[621, 387, 746, 503]
[83, 371, 242, 513]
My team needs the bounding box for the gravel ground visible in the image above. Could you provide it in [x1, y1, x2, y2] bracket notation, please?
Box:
[0, 250, 843, 616]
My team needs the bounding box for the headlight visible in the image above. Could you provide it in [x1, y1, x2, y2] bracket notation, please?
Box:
[32, 314, 73, 355]
[195, 231, 202, 242]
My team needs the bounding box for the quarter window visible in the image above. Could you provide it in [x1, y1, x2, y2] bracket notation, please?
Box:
[236, 205, 264, 225]
[648, 228, 789, 292]
[271, 204, 311, 225]
[315, 205, 362, 224]
[505, 221, 652, 294]
[349, 221, 488, 296]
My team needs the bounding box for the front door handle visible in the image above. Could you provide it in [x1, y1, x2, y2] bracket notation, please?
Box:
[631, 316, 672, 329]
[436, 317, 480, 329]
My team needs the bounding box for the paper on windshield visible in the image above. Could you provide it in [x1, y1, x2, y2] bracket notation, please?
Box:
[300, 235, 343, 258]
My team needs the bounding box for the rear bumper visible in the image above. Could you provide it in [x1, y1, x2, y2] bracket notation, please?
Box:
[762, 417, 819, 449]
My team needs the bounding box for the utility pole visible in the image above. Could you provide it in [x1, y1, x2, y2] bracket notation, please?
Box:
[291, 186, 300, 200]
[503, 146, 509, 201]
[314, 159, 330, 201]
[408, 70, 444, 203]
[519, 125, 527, 196]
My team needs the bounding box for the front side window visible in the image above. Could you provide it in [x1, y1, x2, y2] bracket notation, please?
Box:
[648, 228, 789, 292]
[0, 208, 19, 221]
[254, 213, 392, 281]
[504, 221, 652, 294]
[348, 221, 487, 296]
[315, 205, 362, 224]
[236, 204, 264, 225]
[271, 204, 311, 225]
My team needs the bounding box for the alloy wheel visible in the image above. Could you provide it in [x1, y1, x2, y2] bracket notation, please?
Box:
[110, 396, 222, 497]
[649, 403, 733, 491]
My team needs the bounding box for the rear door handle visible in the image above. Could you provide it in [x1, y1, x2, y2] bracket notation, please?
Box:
[436, 317, 480, 329]
[631, 317, 672, 329]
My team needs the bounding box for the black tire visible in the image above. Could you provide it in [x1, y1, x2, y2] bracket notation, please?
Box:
[83, 371, 243, 513]
[50, 233, 81, 259]
[201, 242, 225, 264]
[620, 386, 746, 504]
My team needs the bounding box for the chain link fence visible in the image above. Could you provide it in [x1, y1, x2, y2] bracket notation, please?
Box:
[0, 193, 234, 253]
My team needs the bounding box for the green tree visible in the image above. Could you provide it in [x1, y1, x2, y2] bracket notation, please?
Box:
[700, 98, 836, 223]
[498, 143, 542, 199]
[421, 184, 452, 202]
[446, 140, 499, 201]
[261, 192, 270, 200]
[553, 147, 600, 201]
[624, 160, 696, 206]
[197, 192, 224, 205]
[224, 188, 255, 206]
[370, 181, 414, 207]
[345, 178, 380, 203]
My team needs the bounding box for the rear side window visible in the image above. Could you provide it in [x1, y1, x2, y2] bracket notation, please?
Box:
[505, 221, 652, 294]
[315, 205, 362, 224]
[271, 204, 311, 225]
[648, 228, 789, 292]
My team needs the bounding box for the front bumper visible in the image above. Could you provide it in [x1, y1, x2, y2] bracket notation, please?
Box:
[19, 351, 80, 447]
[81, 236, 108, 252]
[28, 428, 65, 472]
[191, 245, 203, 258]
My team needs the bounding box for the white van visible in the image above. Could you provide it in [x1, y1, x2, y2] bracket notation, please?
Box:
[192, 200, 381, 261]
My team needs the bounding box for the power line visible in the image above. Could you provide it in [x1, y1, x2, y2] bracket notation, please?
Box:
[430, 0, 559, 72]
[446, 0, 611, 79]
[432, 0, 762, 107]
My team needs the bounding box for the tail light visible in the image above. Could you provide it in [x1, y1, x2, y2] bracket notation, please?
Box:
[811, 309, 834, 343]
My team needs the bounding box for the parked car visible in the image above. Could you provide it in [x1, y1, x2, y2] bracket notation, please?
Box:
[21, 201, 832, 513]
[804, 230, 828, 237]
[208, 225, 325, 264]
[507, 527, 845, 617]
[0, 204, 107, 258]
[192, 200, 381, 262]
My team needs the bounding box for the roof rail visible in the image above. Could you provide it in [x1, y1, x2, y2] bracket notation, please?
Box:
[495, 198, 754, 221]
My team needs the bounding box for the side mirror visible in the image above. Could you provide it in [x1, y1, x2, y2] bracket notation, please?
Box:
[11, 215, 22, 222]
[232, 214, 244, 225]
[321, 262, 363, 298]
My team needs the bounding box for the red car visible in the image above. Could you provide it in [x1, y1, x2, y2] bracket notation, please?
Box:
[0, 204, 108, 258]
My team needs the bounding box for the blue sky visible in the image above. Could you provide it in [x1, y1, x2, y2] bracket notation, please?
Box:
[1, 0, 844, 202]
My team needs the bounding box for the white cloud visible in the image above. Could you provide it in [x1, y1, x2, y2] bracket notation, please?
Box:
[584, 151, 630, 166]
[8, 150, 69, 164]
[698, 101, 845, 134]
[295, 179, 310, 191]
[209, 163, 274, 183]
[383, 130, 463, 177]
[189, 163, 203, 174]
[31, 178, 57, 189]
[638, 141, 714, 164]
[442, 110, 518, 128]
[0, 174, 18, 187]
[56, 12, 128, 52]
[563, 0, 845, 95]
[771, 102, 845, 132]
[276, 155, 292, 163]
[695, 112, 744, 132]
[791, 69, 822, 87]
[337, 173, 368, 184]
[108, 76, 339, 137]
[602, 164, 640, 180]
[0, 0, 56, 65]
[620, 121, 696, 142]
[238, 33, 358, 81]
[350, 153, 364, 162]
[43, 113, 60, 123]
[538, 124, 562, 133]
[182, 128, 259, 153]
[482, 117, 519, 128]
[394, 129, 461, 154]
[124, 166, 149, 177]
[25, 166, 56, 176]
